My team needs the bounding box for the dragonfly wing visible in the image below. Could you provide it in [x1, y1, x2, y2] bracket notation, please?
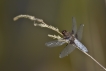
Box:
[77, 24, 84, 41]
[72, 17, 77, 35]
[45, 40, 66, 47]
[74, 38, 88, 52]
[59, 44, 76, 58]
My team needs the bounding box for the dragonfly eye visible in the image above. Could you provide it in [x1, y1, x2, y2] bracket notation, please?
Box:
[62, 30, 67, 36]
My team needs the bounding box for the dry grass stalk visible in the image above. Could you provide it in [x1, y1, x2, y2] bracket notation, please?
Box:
[48, 34, 69, 43]
[13, 15, 63, 36]
[73, 44, 106, 71]
[48, 34, 62, 39]
[82, 51, 106, 70]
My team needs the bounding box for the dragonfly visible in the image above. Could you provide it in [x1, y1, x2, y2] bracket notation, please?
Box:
[45, 17, 88, 58]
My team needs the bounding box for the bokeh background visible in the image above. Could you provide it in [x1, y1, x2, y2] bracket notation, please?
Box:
[0, 0, 106, 71]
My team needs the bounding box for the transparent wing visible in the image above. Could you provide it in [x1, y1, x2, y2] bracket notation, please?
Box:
[77, 24, 84, 41]
[72, 17, 77, 35]
[59, 44, 76, 58]
[74, 38, 88, 52]
[45, 40, 66, 47]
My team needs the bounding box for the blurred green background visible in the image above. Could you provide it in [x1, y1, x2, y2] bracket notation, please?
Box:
[0, 0, 106, 71]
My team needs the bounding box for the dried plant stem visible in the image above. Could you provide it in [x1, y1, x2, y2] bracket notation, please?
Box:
[76, 47, 106, 71]
[13, 15, 63, 36]
[48, 34, 69, 43]
[48, 34, 62, 40]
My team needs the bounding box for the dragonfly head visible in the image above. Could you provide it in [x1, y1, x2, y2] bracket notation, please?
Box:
[62, 30, 71, 38]
[62, 30, 67, 36]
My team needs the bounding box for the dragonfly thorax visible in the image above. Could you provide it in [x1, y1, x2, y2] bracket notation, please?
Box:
[62, 30, 75, 44]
